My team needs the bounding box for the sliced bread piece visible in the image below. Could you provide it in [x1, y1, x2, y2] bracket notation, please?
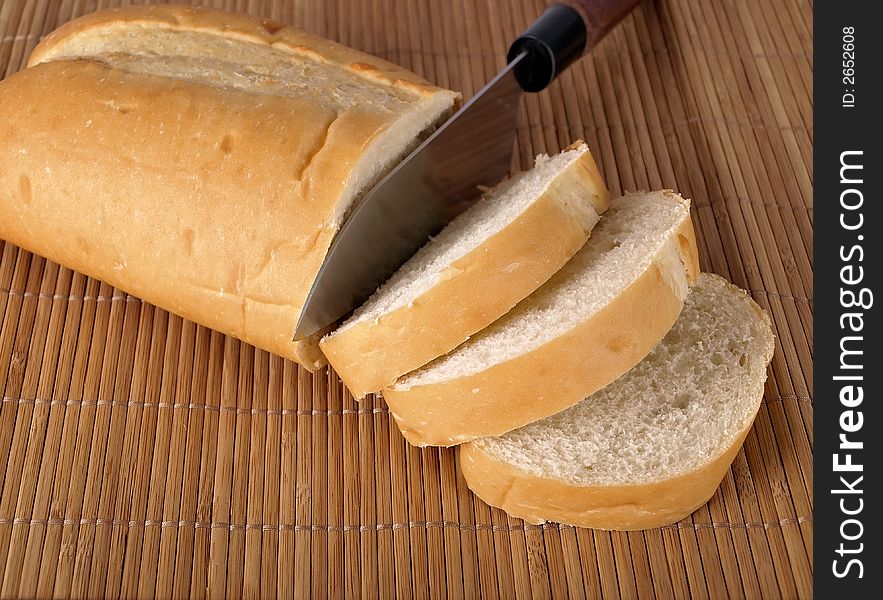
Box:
[321, 143, 610, 398]
[382, 190, 700, 446]
[459, 274, 775, 530]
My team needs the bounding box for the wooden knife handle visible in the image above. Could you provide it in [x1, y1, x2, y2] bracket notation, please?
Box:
[556, 0, 642, 53]
[508, 0, 641, 91]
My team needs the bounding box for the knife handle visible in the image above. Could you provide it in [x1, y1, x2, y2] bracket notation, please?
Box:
[508, 0, 641, 92]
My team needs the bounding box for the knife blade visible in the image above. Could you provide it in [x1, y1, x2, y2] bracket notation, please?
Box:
[293, 53, 526, 340]
[294, 0, 640, 340]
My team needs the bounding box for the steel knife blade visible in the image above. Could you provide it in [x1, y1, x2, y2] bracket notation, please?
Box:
[293, 54, 526, 340]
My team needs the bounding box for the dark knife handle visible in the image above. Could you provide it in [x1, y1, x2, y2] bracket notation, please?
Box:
[508, 0, 642, 92]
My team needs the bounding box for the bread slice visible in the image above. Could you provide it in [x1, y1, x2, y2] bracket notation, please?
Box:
[320, 144, 610, 398]
[459, 274, 775, 530]
[0, 6, 457, 369]
[382, 190, 700, 446]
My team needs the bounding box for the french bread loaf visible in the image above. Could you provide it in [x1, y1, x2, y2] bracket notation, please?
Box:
[459, 274, 775, 530]
[321, 143, 610, 398]
[0, 5, 457, 368]
[382, 190, 700, 446]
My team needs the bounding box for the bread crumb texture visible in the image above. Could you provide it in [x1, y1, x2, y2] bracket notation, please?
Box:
[472, 274, 774, 487]
[333, 146, 590, 330]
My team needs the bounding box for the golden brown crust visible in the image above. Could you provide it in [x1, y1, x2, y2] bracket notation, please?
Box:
[0, 60, 339, 366]
[459, 422, 754, 530]
[29, 4, 441, 96]
[1, 6, 456, 369]
[381, 203, 700, 446]
[320, 149, 610, 398]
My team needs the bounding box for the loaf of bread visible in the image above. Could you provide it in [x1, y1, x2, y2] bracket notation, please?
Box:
[382, 190, 700, 446]
[321, 143, 610, 397]
[0, 5, 457, 368]
[459, 274, 775, 530]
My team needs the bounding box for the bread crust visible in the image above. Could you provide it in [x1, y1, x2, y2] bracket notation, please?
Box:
[320, 147, 610, 397]
[0, 6, 456, 369]
[458, 422, 753, 530]
[28, 4, 443, 96]
[382, 193, 700, 445]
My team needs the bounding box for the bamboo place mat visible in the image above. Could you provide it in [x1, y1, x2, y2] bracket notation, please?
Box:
[0, 0, 812, 598]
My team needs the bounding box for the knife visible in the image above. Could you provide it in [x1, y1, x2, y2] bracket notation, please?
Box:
[294, 0, 641, 340]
